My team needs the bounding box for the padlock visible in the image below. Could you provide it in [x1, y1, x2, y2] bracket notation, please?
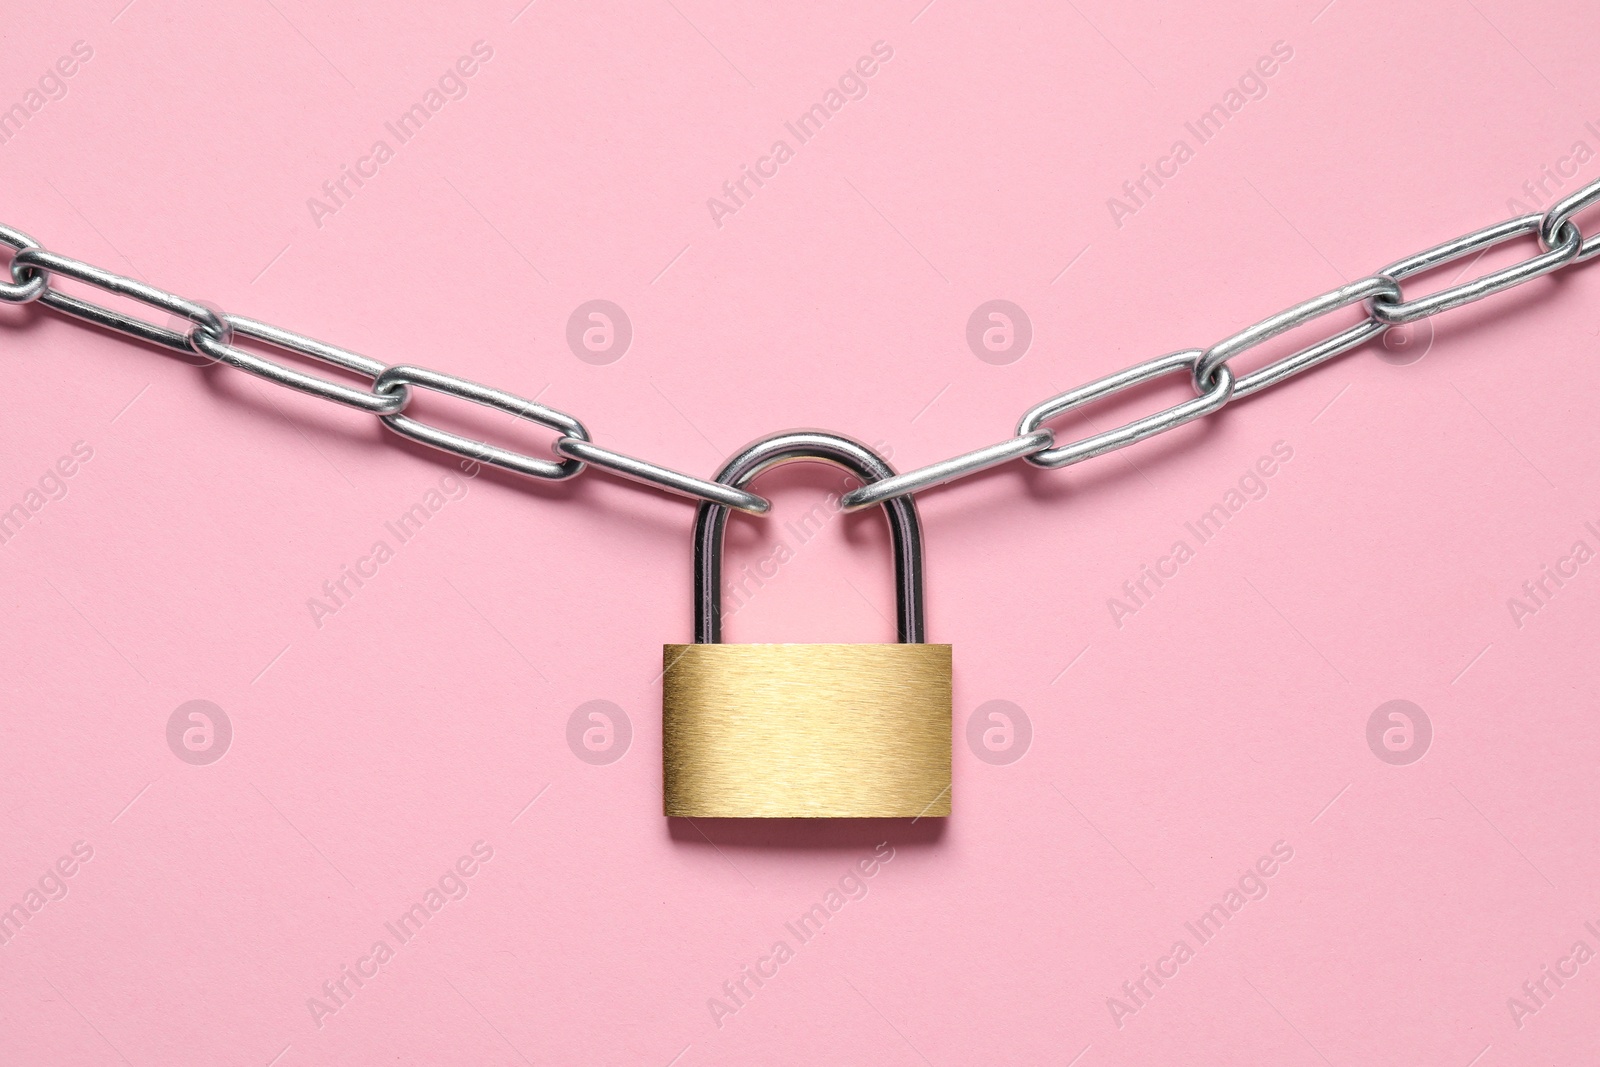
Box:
[663, 430, 952, 818]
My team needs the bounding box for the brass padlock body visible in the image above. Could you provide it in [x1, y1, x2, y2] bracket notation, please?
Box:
[663, 643, 951, 818]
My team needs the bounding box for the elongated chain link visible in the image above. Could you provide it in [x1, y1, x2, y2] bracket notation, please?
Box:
[4, 168, 1600, 519]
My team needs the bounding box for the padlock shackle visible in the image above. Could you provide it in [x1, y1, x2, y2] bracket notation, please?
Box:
[693, 430, 926, 644]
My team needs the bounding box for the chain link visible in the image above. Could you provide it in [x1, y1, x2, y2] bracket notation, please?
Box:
[5, 166, 1600, 518]
[1541, 181, 1600, 264]
[1019, 349, 1234, 469]
[551, 436, 770, 514]
[191, 315, 410, 416]
[1195, 275, 1399, 396]
[1369, 212, 1581, 324]
[11, 246, 231, 352]
[0, 224, 47, 304]
[372, 364, 589, 481]
[840, 430, 1054, 512]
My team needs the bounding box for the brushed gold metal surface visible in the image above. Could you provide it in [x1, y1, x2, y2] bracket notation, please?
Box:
[662, 643, 952, 818]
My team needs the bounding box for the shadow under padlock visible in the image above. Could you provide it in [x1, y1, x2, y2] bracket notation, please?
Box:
[663, 431, 953, 819]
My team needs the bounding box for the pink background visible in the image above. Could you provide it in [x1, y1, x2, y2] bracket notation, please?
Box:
[2, 0, 1600, 1063]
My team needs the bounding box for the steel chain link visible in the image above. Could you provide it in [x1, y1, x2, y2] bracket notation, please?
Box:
[3, 168, 1599, 518]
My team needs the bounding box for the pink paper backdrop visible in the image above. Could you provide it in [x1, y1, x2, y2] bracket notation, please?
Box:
[3, 0, 1599, 1063]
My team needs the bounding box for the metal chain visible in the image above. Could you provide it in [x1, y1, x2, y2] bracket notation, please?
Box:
[3, 168, 1599, 519]
[840, 172, 1600, 511]
[0, 225, 768, 516]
